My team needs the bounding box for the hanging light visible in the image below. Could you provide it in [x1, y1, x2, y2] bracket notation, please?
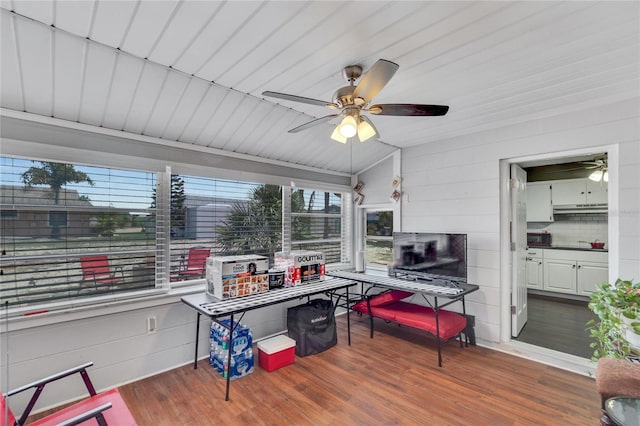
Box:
[357, 116, 377, 142]
[330, 125, 348, 143]
[588, 169, 608, 182]
[337, 115, 357, 138]
[331, 112, 378, 143]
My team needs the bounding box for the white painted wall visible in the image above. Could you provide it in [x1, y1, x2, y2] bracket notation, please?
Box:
[400, 98, 639, 345]
[357, 156, 394, 205]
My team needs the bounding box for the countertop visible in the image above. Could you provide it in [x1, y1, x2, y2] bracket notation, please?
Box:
[528, 245, 608, 253]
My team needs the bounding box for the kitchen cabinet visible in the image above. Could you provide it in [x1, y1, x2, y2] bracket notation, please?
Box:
[551, 178, 608, 205]
[585, 179, 608, 204]
[525, 249, 543, 290]
[542, 249, 608, 296]
[526, 182, 553, 222]
[544, 258, 577, 294]
[576, 261, 608, 295]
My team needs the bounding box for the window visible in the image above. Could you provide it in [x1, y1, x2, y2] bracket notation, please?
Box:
[169, 175, 282, 282]
[289, 188, 346, 264]
[365, 210, 393, 270]
[1, 210, 17, 219]
[0, 157, 157, 307]
[1, 157, 351, 310]
[48, 211, 68, 228]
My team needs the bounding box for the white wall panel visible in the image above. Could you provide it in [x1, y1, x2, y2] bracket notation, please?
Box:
[9, 0, 53, 24]
[160, 77, 211, 141]
[55, 0, 94, 37]
[230, 101, 278, 154]
[196, 89, 246, 146]
[145, 1, 221, 66]
[122, 61, 167, 134]
[53, 31, 85, 121]
[357, 156, 393, 205]
[142, 71, 190, 138]
[401, 99, 639, 345]
[175, 1, 264, 79]
[0, 12, 22, 111]
[78, 43, 117, 126]
[15, 17, 52, 116]
[90, 0, 136, 48]
[119, 0, 179, 59]
[177, 84, 228, 143]
[101, 53, 145, 130]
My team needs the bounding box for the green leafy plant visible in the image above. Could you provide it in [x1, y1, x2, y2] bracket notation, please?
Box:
[587, 278, 640, 361]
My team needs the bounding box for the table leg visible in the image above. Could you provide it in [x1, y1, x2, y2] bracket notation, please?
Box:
[346, 285, 351, 346]
[435, 297, 442, 367]
[194, 312, 200, 370]
[225, 314, 234, 401]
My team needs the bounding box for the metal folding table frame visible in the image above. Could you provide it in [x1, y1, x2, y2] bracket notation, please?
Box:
[328, 270, 479, 365]
[181, 277, 356, 401]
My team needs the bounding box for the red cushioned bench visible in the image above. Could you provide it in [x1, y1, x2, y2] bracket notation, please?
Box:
[352, 290, 468, 366]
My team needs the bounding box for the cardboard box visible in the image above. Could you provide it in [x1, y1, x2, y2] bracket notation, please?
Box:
[206, 255, 269, 299]
[274, 251, 325, 286]
[257, 335, 296, 372]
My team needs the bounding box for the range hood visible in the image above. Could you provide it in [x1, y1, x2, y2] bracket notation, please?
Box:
[553, 203, 608, 214]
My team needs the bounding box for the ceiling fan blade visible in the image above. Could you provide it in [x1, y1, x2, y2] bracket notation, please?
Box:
[288, 114, 339, 133]
[352, 59, 399, 104]
[262, 91, 339, 109]
[366, 104, 449, 116]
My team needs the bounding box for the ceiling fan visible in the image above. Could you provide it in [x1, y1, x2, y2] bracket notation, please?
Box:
[544, 156, 608, 182]
[584, 158, 608, 182]
[262, 59, 449, 143]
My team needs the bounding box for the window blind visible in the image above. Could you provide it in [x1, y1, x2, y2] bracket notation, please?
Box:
[0, 157, 157, 307]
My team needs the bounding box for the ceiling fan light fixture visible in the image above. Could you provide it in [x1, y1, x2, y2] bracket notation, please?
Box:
[357, 116, 377, 142]
[330, 125, 348, 143]
[589, 169, 608, 182]
[337, 115, 357, 138]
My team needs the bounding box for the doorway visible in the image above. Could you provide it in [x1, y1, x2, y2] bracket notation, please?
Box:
[504, 147, 615, 360]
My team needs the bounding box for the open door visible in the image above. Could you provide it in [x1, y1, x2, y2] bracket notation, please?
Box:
[511, 164, 528, 337]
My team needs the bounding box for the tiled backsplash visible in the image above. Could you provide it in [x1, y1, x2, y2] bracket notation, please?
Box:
[528, 213, 608, 248]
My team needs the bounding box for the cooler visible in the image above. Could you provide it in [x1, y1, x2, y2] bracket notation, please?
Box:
[257, 335, 296, 372]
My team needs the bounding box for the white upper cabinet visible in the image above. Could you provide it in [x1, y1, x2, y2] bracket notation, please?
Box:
[526, 182, 553, 222]
[551, 178, 608, 205]
[585, 179, 608, 204]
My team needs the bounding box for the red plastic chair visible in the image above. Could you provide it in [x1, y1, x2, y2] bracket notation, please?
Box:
[178, 248, 210, 279]
[1, 361, 136, 426]
[80, 255, 124, 288]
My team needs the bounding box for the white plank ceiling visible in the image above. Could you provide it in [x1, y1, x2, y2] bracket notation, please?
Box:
[1, 1, 638, 175]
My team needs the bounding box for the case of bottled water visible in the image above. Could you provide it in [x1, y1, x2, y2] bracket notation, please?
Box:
[209, 320, 254, 380]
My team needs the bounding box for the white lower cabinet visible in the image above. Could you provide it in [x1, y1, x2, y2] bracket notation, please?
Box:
[527, 248, 608, 296]
[544, 258, 577, 293]
[525, 249, 543, 290]
[576, 261, 609, 295]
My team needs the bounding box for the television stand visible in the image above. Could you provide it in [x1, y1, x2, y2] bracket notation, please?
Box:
[327, 270, 479, 366]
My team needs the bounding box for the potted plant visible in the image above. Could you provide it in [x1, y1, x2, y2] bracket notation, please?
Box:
[588, 278, 640, 361]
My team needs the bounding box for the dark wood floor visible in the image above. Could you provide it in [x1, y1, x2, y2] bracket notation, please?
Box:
[515, 293, 597, 358]
[30, 313, 601, 425]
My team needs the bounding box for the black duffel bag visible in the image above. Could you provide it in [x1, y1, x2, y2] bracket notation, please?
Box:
[287, 298, 337, 357]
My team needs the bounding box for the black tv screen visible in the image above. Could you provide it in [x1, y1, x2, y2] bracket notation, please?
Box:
[392, 232, 467, 283]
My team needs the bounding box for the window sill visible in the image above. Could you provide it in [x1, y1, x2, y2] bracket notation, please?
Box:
[3, 282, 206, 332]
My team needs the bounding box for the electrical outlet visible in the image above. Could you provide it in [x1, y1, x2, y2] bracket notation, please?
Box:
[147, 316, 157, 335]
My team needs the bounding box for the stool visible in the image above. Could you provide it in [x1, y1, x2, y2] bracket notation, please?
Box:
[596, 358, 640, 425]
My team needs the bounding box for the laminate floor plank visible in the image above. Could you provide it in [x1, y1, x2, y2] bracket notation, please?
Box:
[515, 293, 597, 358]
[29, 313, 600, 425]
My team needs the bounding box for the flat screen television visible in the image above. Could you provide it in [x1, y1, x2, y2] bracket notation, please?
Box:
[391, 232, 467, 284]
